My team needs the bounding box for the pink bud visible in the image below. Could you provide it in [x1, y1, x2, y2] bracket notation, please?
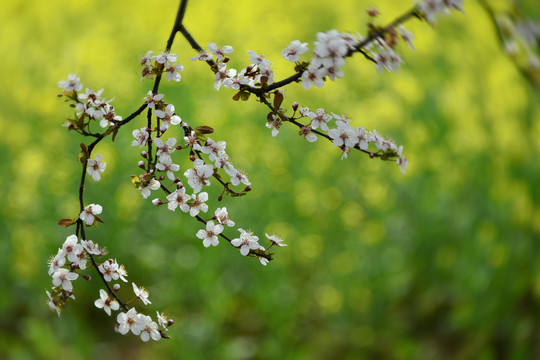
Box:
[292, 102, 299, 111]
[167, 319, 175, 327]
[152, 198, 163, 206]
[138, 161, 145, 169]
[141, 151, 147, 158]
[82, 275, 91, 281]
[113, 284, 121, 291]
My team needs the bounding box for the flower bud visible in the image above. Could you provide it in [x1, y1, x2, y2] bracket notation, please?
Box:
[292, 102, 299, 111]
[244, 186, 252, 192]
[176, 145, 182, 150]
[82, 274, 92, 281]
[113, 284, 121, 292]
[152, 198, 163, 206]
[167, 319, 175, 327]
[159, 175, 165, 181]
[141, 151, 147, 158]
[138, 161, 145, 169]
[369, 153, 375, 159]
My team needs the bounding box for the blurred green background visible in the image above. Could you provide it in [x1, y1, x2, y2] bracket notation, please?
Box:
[1, 0, 540, 359]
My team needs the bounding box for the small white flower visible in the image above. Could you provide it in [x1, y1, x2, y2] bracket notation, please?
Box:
[166, 187, 191, 212]
[214, 207, 235, 227]
[156, 312, 170, 329]
[99, 259, 120, 282]
[156, 156, 180, 181]
[46, 290, 60, 316]
[152, 52, 178, 65]
[139, 315, 161, 342]
[301, 65, 325, 90]
[48, 248, 66, 276]
[132, 128, 149, 147]
[258, 256, 269, 266]
[117, 308, 144, 336]
[139, 179, 161, 199]
[87, 154, 107, 181]
[58, 73, 83, 92]
[281, 40, 309, 62]
[208, 42, 234, 60]
[132, 282, 151, 305]
[184, 159, 213, 194]
[155, 104, 182, 132]
[265, 233, 287, 247]
[397, 145, 408, 174]
[189, 192, 209, 217]
[94, 289, 120, 316]
[165, 63, 184, 82]
[308, 108, 332, 131]
[52, 268, 79, 291]
[79, 204, 102, 226]
[144, 91, 165, 108]
[231, 229, 260, 256]
[154, 137, 177, 163]
[196, 221, 224, 248]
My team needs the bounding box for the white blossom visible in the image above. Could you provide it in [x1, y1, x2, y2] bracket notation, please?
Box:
[196, 221, 223, 248]
[117, 308, 144, 336]
[281, 40, 309, 62]
[214, 207, 235, 227]
[79, 204, 102, 226]
[231, 229, 260, 256]
[58, 73, 83, 92]
[94, 289, 120, 316]
[52, 268, 79, 291]
[166, 187, 191, 212]
[87, 154, 107, 181]
[132, 282, 151, 305]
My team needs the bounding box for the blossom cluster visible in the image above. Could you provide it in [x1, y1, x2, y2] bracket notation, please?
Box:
[416, 0, 464, 24]
[58, 75, 123, 130]
[46, 233, 172, 341]
[140, 50, 184, 82]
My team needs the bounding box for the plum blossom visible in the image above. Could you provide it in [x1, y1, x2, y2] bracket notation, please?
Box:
[231, 229, 261, 256]
[165, 63, 184, 82]
[117, 308, 144, 335]
[328, 122, 356, 149]
[266, 114, 282, 137]
[48, 249, 66, 276]
[214, 207, 235, 227]
[94, 289, 120, 316]
[46, 290, 60, 316]
[214, 62, 236, 90]
[99, 259, 120, 282]
[154, 137, 177, 163]
[156, 156, 180, 181]
[189, 192, 209, 217]
[208, 42, 233, 60]
[299, 126, 318, 143]
[144, 91, 164, 108]
[247, 50, 273, 70]
[152, 52, 177, 65]
[132, 282, 151, 305]
[308, 108, 332, 131]
[281, 40, 309, 62]
[399, 24, 416, 51]
[166, 187, 191, 212]
[225, 167, 251, 187]
[266, 233, 287, 247]
[139, 315, 161, 342]
[397, 145, 408, 174]
[58, 73, 83, 92]
[155, 104, 182, 132]
[62, 234, 82, 263]
[87, 154, 107, 181]
[191, 51, 213, 62]
[79, 204, 102, 226]
[373, 42, 402, 73]
[184, 159, 213, 194]
[81, 239, 107, 256]
[139, 179, 161, 199]
[196, 221, 223, 248]
[52, 268, 79, 291]
[132, 128, 149, 147]
[301, 65, 325, 90]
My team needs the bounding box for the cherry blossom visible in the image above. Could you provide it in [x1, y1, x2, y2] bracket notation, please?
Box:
[156, 156, 180, 181]
[132, 128, 149, 147]
[281, 40, 309, 62]
[152, 52, 178, 65]
[189, 192, 209, 217]
[62, 234, 82, 262]
[208, 42, 233, 60]
[117, 308, 144, 336]
[166, 187, 191, 212]
[52, 268, 79, 291]
[139, 179, 161, 199]
[48, 248, 66, 276]
[214, 63, 236, 90]
[397, 145, 409, 174]
[79, 204, 102, 226]
[132, 282, 151, 305]
[46, 290, 61, 316]
[138, 315, 161, 341]
[99, 259, 120, 282]
[154, 137, 177, 163]
[144, 91, 165, 108]
[196, 221, 223, 248]
[58, 73, 83, 92]
[184, 159, 213, 194]
[231, 229, 261, 256]
[154, 104, 182, 132]
[94, 289, 120, 316]
[87, 154, 107, 181]
[165, 63, 184, 82]
[266, 114, 282, 137]
[214, 207, 235, 227]
[301, 65, 325, 90]
[299, 126, 318, 143]
[265, 233, 287, 247]
[308, 108, 332, 131]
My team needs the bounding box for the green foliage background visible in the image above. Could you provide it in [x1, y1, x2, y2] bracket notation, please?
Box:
[1, 0, 539, 359]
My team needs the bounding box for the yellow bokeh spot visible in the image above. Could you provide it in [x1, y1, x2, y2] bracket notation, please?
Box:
[361, 181, 393, 211]
[349, 286, 372, 313]
[435, 246, 457, 269]
[115, 183, 142, 221]
[12, 226, 42, 281]
[361, 221, 385, 245]
[297, 234, 323, 262]
[340, 201, 365, 230]
[316, 284, 343, 314]
[489, 243, 507, 268]
[330, 252, 354, 274]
